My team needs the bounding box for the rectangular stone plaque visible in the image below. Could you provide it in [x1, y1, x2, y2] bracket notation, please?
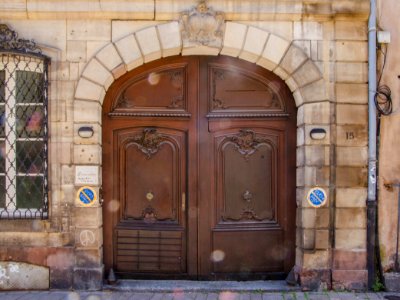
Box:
[75, 166, 99, 185]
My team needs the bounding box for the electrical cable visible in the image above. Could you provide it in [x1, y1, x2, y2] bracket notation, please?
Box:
[375, 43, 393, 116]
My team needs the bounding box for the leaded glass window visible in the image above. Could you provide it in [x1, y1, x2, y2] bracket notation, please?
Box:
[0, 25, 49, 219]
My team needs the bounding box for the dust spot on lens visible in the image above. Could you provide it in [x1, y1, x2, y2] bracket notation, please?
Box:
[107, 199, 120, 212]
[173, 288, 184, 299]
[148, 72, 161, 85]
[210, 249, 225, 262]
[66, 292, 80, 300]
[219, 291, 239, 300]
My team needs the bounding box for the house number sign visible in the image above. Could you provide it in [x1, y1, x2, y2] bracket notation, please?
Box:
[307, 187, 327, 208]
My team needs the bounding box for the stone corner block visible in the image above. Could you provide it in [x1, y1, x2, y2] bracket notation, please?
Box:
[157, 21, 182, 58]
[135, 26, 162, 63]
[114, 34, 144, 71]
[73, 266, 104, 290]
[221, 22, 248, 57]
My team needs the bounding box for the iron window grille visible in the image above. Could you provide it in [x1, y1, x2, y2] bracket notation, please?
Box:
[0, 24, 49, 219]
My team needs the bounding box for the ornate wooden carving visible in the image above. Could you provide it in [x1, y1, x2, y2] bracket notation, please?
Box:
[230, 129, 268, 160]
[180, 1, 225, 48]
[131, 128, 163, 159]
[142, 205, 157, 223]
[112, 67, 187, 114]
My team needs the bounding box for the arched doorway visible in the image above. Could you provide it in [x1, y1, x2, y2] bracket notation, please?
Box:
[102, 55, 296, 280]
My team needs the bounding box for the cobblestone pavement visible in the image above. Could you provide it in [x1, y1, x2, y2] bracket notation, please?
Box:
[0, 291, 399, 300]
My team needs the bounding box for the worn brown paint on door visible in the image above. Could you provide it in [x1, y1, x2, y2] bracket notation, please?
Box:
[102, 56, 296, 279]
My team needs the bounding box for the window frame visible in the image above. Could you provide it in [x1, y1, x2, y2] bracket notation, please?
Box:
[0, 25, 50, 219]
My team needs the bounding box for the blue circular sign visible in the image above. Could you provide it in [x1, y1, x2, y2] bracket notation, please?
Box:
[307, 187, 327, 208]
[77, 186, 97, 207]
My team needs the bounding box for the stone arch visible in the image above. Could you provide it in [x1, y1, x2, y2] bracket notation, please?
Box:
[72, 21, 332, 283]
[74, 21, 328, 112]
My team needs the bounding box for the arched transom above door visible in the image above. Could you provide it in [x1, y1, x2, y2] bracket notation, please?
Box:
[73, 20, 329, 123]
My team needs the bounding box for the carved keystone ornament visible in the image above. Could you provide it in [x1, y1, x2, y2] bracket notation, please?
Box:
[180, 1, 225, 48]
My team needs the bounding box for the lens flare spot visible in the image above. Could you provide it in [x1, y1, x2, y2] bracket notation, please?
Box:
[173, 288, 184, 299]
[210, 249, 225, 262]
[107, 199, 120, 212]
[66, 292, 80, 300]
[26, 111, 43, 134]
[148, 72, 161, 85]
[219, 291, 239, 300]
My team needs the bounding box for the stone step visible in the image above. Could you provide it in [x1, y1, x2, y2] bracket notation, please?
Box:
[104, 280, 300, 293]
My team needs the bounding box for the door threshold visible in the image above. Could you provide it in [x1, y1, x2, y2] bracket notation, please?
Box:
[104, 279, 300, 293]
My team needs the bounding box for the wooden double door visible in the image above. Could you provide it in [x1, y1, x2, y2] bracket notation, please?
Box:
[103, 56, 296, 280]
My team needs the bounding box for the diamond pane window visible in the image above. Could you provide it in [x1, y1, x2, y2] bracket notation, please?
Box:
[0, 24, 49, 219]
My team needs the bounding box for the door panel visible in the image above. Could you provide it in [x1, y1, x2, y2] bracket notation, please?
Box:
[113, 126, 187, 275]
[103, 55, 296, 279]
[216, 129, 277, 223]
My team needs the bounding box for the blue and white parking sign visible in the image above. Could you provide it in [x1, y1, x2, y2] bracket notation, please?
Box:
[307, 187, 327, 208]
[77, 186, 97, 207]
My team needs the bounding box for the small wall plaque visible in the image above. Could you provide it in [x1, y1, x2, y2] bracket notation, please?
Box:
[75, 166, 99, 185]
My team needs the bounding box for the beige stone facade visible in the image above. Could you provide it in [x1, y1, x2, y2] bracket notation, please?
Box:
[0, 0, 374, 291]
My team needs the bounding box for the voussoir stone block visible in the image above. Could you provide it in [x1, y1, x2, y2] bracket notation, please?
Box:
[221, 22, 247, 57]
[257, 34, 290, 71]
[157, 22, 182, 57]
[291, 60, 322, 88]
[96, 43, 123, 72]
[279, 44, 308, 76]
[135, 26, 162, 63]
[82, 59, 113, 90]
[239, 26, 269, 63]
[114, 34, 144, 71]
[299, 79, 328, 102]
[75, 78, 104, 102]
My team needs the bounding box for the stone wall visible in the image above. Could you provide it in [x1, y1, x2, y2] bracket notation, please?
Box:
[377, 0, 400, 285]
[0, 0, 370, 290]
